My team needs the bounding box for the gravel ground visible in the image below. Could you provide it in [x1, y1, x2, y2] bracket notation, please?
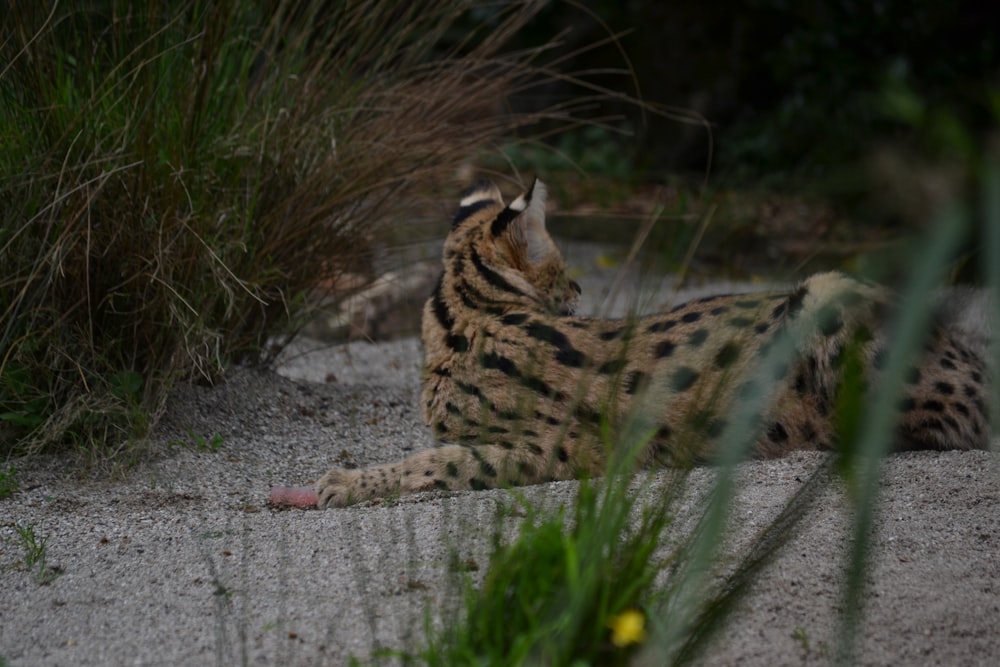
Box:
[1, 266, 999, 666]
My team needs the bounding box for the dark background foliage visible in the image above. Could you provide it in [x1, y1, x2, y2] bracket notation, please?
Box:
[507, 0, 998, 184]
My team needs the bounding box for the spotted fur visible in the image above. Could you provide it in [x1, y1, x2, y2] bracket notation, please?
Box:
[315, 179, 990, 508]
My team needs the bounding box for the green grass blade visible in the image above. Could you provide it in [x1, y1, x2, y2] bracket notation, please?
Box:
[834, 205, 968, 664]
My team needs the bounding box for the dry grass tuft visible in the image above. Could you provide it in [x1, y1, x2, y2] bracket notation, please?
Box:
[0, 0, 605, 457]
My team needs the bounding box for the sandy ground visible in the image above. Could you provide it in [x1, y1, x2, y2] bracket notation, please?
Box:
[2, 263, 999, 666]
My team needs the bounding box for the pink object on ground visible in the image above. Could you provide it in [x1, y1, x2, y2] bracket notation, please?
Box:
[268, 485, 318, 508]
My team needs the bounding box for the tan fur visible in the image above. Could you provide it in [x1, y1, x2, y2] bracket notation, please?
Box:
[315, 179, 990, 508]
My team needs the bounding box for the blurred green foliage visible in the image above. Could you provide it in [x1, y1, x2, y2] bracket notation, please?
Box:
[505, 0, 998, 185]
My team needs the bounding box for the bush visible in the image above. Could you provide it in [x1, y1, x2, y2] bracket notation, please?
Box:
[0, 0, 582, 457]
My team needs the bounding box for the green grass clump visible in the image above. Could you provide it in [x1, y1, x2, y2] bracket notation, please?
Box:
[14, 523, 62, 585]
[0, 0, 572, 458]
[423, 478, 674, 666]
[0, 466, 17, 499]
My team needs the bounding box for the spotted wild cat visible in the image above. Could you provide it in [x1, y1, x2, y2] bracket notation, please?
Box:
[315, 179, 989, 508]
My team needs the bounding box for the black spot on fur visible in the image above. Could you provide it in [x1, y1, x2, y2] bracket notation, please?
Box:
[446, 333, 469, 352]
[481, 351, 519, 376]
[431, 277, 454, 329]
[446, 402, 461, 415]
[771, 302, 787, 319]
[735, 299, 761, 309]
[681, 311, 702, 323]
[754, 322, 770, 334]
[597, 358, 627, 374]
[523, 374, 559, 399]
[600, 328, 625, 340]
[535, 411, 560, 426]
[445, 462, 459, 477]
[655, 340, 677, 358]
[688, 329, 709, 346]
[818, 305, 843, 337]
[556, 446, 569, 462]
[525, 321, 569, 346]
[648, 319, 678, 333]
[794, 372, 807, 396]
[940, 357, 957, 370]
[787, 285, 808, 317]
[954, 402, 970, 416]
[922, 400, 945, 412]
[625, 370, 649, 395]
[729, 316, 753, 328]
[456, 381, 484, 399]
[670, 367, 699, 392]
[710, 305, 730, 315]
[525, 321, 588, 368]
[714, 342, 741, 369]
[470, 249, 525, 297]
[501, 312, 529, 325]
[935, 381, 955, 395]
[555, 348, 587, 368]
[573, 404, 603, 426]
[470, 478, 487, 490]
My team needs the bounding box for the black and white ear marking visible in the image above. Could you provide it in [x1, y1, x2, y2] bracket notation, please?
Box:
[487, 178, 557, 263]
[452, 180, 504, 229]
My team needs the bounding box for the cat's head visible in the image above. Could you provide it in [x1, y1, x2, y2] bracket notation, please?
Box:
[446, 178, 580, 316]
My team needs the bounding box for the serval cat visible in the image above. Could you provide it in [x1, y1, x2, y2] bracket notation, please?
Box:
[316, 179, 989, 508]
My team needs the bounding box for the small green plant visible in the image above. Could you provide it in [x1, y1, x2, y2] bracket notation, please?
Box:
[0, 466, 17, 499]
[15, 524, 62, 585]
[419, 475, 674, 666]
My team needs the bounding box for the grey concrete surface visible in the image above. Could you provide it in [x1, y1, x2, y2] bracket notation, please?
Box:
[2, 271, 999, 666]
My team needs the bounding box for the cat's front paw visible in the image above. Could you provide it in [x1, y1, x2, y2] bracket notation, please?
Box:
[315, 469, 361, 509]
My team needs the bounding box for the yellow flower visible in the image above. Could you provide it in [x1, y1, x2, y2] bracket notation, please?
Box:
[608, 609, 648, 647]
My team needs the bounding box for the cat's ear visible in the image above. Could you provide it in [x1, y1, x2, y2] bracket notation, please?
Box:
[453, 180, 504, 229]
[495, 178, 557, 264]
